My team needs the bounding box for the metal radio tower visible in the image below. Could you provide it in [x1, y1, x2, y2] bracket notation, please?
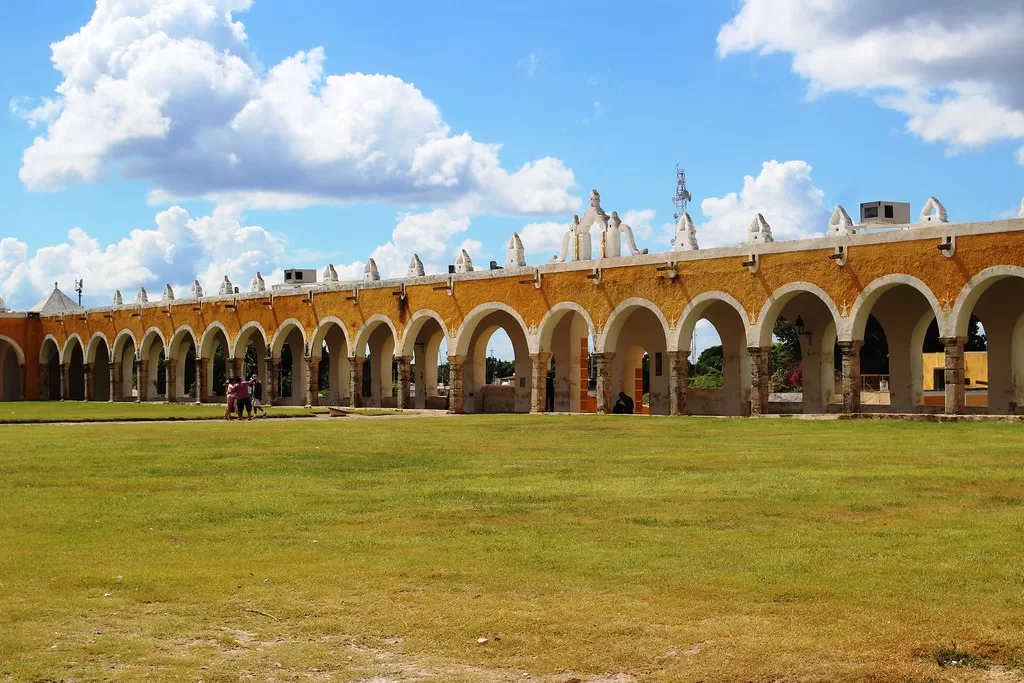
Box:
[672, 163, 691, 222]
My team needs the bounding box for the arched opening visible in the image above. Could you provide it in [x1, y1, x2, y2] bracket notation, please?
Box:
[356, 319, 397, 408]
[757, 288, 840, 414]
[457, 308, 531, 414]
[851, 279, 940, 413]
[200, 326, 230, 403]
[64, 338, 86, 400]
[402, 312, 448, 410]
[310, 320, 350, 406]
[40, 338, 61, 400]
[678, 298, 751, 416]
[0, 337, 24, 400]
[272, 323, 307, 407]
[139, 331, 166, 402]
[88, 336, 111, 402]
[234, 324, 269, 401]
[604, 303, 669, 415]
[111, 333, 138, 402]
[537, 306, 596, 413]
[951, 271, 1024, 414]
[169, 328, 198, 401]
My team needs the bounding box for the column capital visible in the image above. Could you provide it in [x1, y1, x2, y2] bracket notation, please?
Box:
[938, 336, 966, 348]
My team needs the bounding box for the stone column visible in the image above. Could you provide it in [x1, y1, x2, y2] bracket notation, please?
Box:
[108, 361, 118, 402]
[39, 365, 48, 400]
[447, 355, 465, 414]
[196, 359, 208, 404]
[83, 363, 92, 401]
[227, 356, 239, 380]
[668, 350, 689, 416]
[838, 340, 862, 414]
[748, 346, 770, 416]
[529, 352, 551, 413]
[165, 359, 177, 403]
[349, 356, 364, 408]
[137, 359, 148, 402]
[19, 364, 26, 401]
[305, 356, 319, 407]
[396, 355, 412, 409]
[940, 336, 966, 415]
[269, 357, 281, 405]
[593, 352, 614, 414]
[59, 363, 68, 401]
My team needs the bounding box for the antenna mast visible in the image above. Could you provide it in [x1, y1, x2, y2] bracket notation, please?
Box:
[672, 163, 691, 222]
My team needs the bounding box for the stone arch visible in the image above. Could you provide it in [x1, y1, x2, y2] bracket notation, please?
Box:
[950, 266, 1024, 339]
[676, 291, 751, 352]
[138, 327, 168, 401]
[398, 310, 448, 410]
[169, 326, 198, 358]
[0, 334, 26, 366]
[270, 319, 309, 357]
[536, 302, 597, 413]
[452, 302, 532, 414]
[85, 332, 110, 364]
[308, 316, 352, 406]
[399, 310, 449, 358]
[61, 333, 85, 364]
[0, 335, 24, 401]
[139, 327, 167, 356]
[537, 302, 596, 353]
[168, 325, 199, 402]
[232, 321, 270, 358]
[598, 298, 673, 354]
[111, 330, 138, 360]
[199, 322, 231, 358]
[354, 315, 400, 356]
[847, 274, 946, 342]
[675, 292, 752, 417]
[40, 334, 61, 363]
[310, 317, 352, 359]
[111, 329, 138, 401]
[754, 282, 843, 348]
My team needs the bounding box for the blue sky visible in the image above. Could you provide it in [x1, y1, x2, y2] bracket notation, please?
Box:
[2, 0, 1023, 356]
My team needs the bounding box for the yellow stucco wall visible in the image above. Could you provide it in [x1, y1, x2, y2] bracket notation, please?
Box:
[4, 218, 1022, 400]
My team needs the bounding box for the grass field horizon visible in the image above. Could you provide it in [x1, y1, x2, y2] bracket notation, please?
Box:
[2, 414, 1023, 682]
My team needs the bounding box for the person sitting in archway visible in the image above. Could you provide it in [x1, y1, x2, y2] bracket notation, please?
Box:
[613, 391, 634, 414]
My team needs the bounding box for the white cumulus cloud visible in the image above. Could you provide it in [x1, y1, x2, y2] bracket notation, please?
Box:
[697, 160, 829, 248]
[718, 0, 1024, 161]
[0, 204, 285, 310]
[14, 1, 579, 213]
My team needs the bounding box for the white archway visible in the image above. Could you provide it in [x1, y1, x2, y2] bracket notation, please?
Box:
[675, 292, 752, 416]
[847, 274, 945, 342]
[453, 302, 532, 414]
[754, 282, 843, 348]
[399, 310, 449, 410]
[61, 333, 85, 364]
[536, 302, 596, 413]
[0, 334, 24, 401]
[598, 298, 673, 355]
[599, 298, 672, 415]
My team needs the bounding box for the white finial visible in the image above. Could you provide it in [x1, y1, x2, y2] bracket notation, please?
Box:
[828, 205, 854, 236]
[0, 294, 6, 312]
[136, 287, 148, 304]
[506, 233, 526, 268]
[455, 248, 474, 273]
[322, 264, 338, 283]
[408, 254, 425, 277]
[673, 212, 699, 251]
[1017, 198, 1023, 218]
[250, 272, 266, 293]
[919, 196, 948, 223]
[219, 276, 233, 295]
[364, 258, 380, 281]
[163, 284, 175, 300]
[747, 213, 774, 244]
[190, 280, 204, 298]
[112, 290, 123, 306]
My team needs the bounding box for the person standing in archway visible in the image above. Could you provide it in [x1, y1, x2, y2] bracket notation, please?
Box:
[250, 375, 268, 418]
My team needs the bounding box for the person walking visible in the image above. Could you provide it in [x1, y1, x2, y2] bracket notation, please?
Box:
[224, 377, 238, 420]
[235, 375, 252, 419]
[250, 375, 268, 418]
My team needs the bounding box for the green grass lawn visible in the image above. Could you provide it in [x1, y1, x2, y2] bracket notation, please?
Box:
[0, 401, 329, 423]
[1, 416, 1023, 682]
